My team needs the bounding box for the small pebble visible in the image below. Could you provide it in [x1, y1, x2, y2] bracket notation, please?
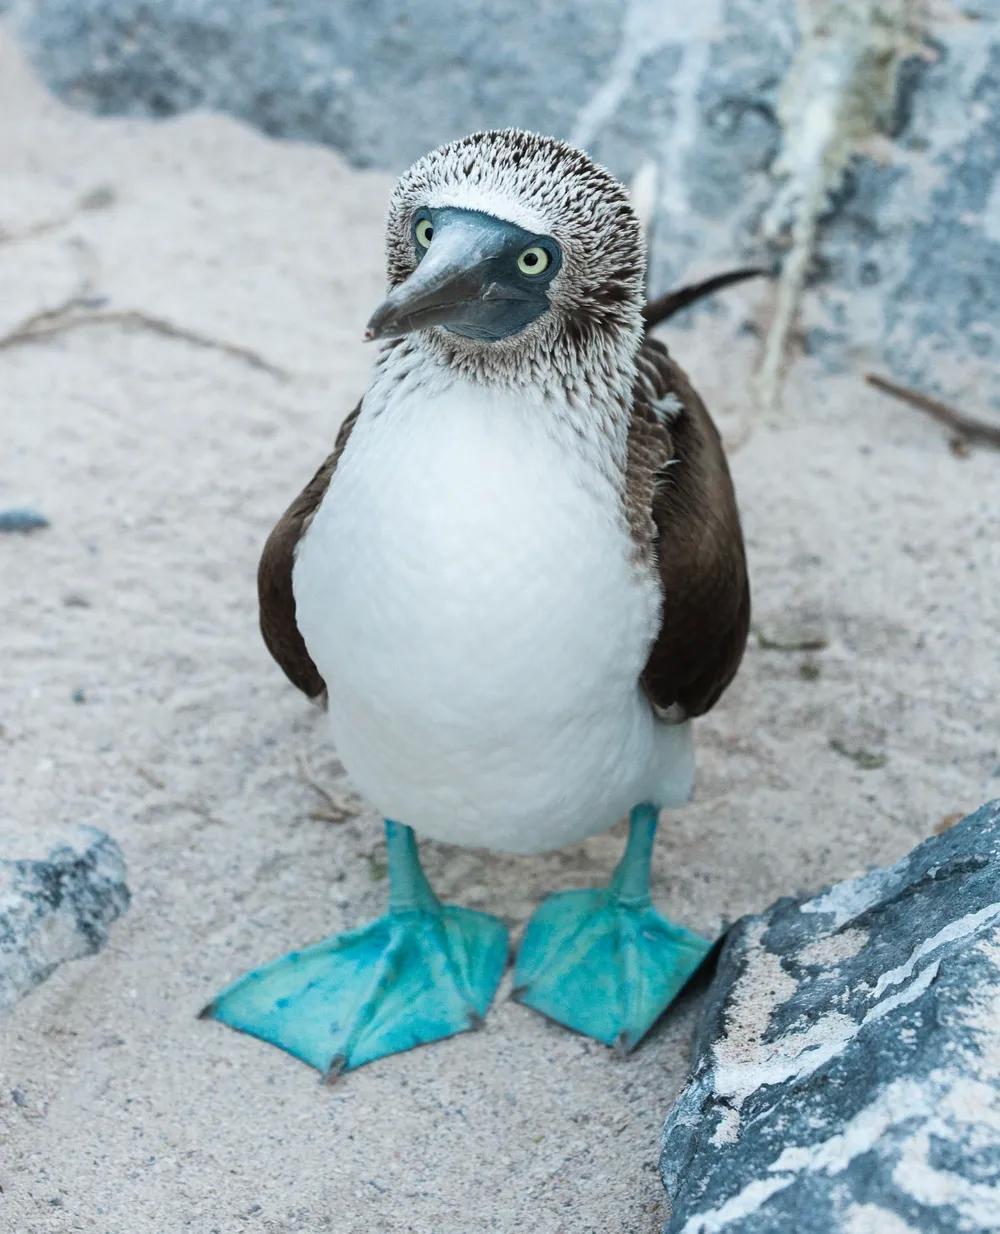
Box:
[80, 185, 116, 211]
[0, 508, 49, 534]
[829, 738, 888, 770]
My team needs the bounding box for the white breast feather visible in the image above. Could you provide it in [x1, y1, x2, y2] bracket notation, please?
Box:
[293, 353, 694, 853]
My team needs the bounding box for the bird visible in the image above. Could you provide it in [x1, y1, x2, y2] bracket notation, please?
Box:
[202, 129, 751, 1080]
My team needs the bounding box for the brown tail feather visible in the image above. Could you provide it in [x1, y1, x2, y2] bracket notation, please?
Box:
[643, 266, 771, 330]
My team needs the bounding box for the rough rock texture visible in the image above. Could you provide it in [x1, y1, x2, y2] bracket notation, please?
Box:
[2, 0, 792, 289]
[5, 0, 622, 169]
[0, 824, 130, 1010]
[660, 800, 1000, 1234]
[5, 0, 1000, 413]
[801, 0, 1000, 414]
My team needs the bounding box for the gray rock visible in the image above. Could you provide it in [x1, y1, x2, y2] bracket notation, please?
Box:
[0, 824, 130, 1010]
[6, 0, 621, 170]
[5, 0, 997, 405]
[580, 0, 796, 295]
[660, 799, 1000, 1234]
[0, 0, 794, 282]
[812, 2, 1000, 413]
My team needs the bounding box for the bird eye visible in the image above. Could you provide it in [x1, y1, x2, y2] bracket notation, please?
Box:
[517, 246, 551, 276]
[415, 218, 434, 249]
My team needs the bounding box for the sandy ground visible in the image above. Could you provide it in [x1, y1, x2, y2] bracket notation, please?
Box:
[1, 31, 997, 1234]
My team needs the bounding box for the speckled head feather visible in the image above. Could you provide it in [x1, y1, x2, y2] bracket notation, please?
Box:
[383, 130, 646, 392]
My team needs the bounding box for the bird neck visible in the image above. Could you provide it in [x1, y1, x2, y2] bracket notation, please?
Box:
[370, 324, 640, 482]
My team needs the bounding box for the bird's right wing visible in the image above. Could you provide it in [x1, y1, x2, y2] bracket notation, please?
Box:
[257, 403, 361, 701]
[629, 337, 750, 720]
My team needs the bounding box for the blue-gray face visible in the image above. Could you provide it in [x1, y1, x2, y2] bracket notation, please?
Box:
[365, 207, 563, 343]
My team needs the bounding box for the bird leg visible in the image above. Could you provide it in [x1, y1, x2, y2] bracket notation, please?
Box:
[512, 803, 712, 1052]
[201, 820, 508, 1078]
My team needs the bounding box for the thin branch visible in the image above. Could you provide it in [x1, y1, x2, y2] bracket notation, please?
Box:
[297, 753, 360, 823]
[0, 295, 97, 338]
[0, 216, 69, 246]
[0, 186, 116, 249]
[866, 373, 1000, 450]
[0, 296, 290, 381]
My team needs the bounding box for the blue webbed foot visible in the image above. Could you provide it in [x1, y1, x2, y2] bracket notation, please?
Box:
[512, 804, 712, 1052]
[203, 904, 507, 1078]
[202, 822, 508, 1078]
[512, 889, 710, 1050]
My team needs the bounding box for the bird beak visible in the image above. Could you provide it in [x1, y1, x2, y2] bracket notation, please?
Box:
[364, 215, 538, 342]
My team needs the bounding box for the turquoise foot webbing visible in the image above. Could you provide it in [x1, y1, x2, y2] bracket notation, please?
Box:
[512, 803, 713, 1051]
[202, 821, 508, 1078]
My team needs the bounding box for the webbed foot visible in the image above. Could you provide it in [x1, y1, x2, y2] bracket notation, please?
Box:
[512, 804, 712, 1051]
[202, 822, 508, 1077]
[512, 889, 710, 1050]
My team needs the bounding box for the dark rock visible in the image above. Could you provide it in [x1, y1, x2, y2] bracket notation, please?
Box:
[660, 799, 1000, 1234]
[7, 0, 620, 170]
[0, 825, 130, 1011]
[815, 8, 1000, 412]
[5, 0, 997, 403]
[0, 507, 49, 533]
[5, 0, 796, 286]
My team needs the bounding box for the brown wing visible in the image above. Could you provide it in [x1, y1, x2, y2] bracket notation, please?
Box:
[628, 336, 750, 719]
[257, 404, 361, 699]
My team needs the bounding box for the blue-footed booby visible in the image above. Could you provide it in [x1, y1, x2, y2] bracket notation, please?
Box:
[203, 130, 751, 1078]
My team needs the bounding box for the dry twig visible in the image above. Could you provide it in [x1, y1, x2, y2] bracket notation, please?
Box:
[0, 186, 116, 248]
[297, 753, 361, 823]
[0, 295, 289, 381]
[866, 372, 1000, 451]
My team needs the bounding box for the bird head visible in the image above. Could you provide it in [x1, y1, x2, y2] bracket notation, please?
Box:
[365, 130, 646, 381]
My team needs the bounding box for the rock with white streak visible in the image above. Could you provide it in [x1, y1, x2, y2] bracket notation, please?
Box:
[803, 2, 1000, 415]
[4, 0, 793, 294]
[660, 799, 1000, 1234]
[0, 824, 130, 1010]
[7, 0, 1000, 411]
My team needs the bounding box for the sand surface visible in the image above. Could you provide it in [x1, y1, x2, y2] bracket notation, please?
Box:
[1, 32, 997, 1234]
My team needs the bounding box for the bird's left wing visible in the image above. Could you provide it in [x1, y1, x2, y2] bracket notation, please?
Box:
[257, 403, 361, 700]
[627, 337, 750, 720]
